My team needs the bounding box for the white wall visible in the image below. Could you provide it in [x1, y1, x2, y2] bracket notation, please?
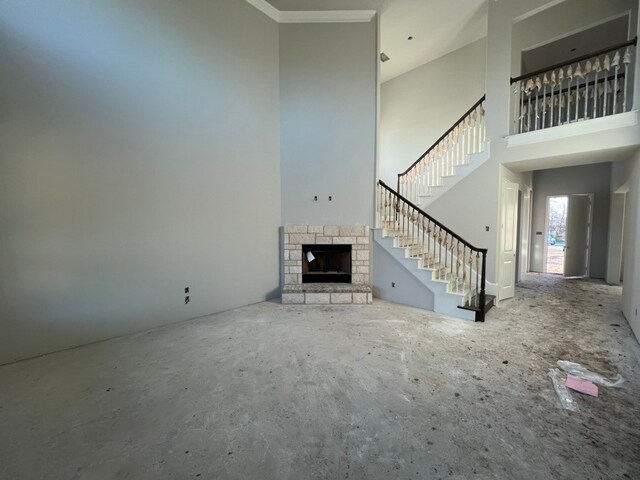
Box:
[530, 163, 611, 278]
[0, 0, 281, 364]
[424, 159, 500, 284]
[611, 154, 640, 341]
[279, 21, 377, 226]
[379, 38, 487, 186]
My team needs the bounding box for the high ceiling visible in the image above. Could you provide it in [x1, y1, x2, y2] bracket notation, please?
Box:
[265, 0, 488, 83]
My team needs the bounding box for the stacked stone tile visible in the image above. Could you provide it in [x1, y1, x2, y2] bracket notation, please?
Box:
[282, 225, 372, 305]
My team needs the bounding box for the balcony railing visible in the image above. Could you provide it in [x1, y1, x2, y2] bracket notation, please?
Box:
[511, 37, 637, 134]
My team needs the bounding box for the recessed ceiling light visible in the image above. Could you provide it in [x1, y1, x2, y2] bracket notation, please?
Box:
[380, 52, 390, 62]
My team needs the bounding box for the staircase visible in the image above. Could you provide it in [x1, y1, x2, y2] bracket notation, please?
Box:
[397, 96, 488, 209]
[375, 96, 495, 322]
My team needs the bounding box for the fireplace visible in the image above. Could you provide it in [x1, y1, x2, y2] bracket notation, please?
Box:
[282, 225, 372, 304]
[302, 244, 351, 283]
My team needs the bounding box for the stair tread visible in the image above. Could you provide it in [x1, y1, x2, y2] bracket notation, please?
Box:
[458, 294, 495, 313]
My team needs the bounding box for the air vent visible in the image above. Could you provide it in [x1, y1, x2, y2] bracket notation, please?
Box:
[380, 52, 390, 62]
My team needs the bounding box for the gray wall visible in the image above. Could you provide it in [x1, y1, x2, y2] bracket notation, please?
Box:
[380, 38, 487, 186]
[279, 22, 377, 226]
[0, 0, 281, 364]
[530, 163, 611, 278]
[372, 241, 434, 312]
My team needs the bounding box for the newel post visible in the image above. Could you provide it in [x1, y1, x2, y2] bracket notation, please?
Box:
[478, 249, 487, 322]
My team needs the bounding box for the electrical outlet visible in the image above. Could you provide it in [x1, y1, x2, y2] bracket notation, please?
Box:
[185, 296, 190, 304]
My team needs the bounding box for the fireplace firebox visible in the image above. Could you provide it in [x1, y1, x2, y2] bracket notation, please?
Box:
[302, 244, 352, 283]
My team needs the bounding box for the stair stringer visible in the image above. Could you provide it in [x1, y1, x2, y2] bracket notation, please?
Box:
[373, 229, 476, 321]
[416, 141, 490, 209]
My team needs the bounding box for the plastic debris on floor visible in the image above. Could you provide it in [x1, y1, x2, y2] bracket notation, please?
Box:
[548, 368, 579, 411]
[548, 360, 625, 412]
[557, 360, 624, 387]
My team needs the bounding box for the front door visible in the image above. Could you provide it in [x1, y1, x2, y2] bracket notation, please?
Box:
[564, 194, 591, 277]
[499, 180, 519, 300]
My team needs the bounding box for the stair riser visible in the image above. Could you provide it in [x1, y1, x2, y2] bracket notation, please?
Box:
[382, 233, 477, 295]
[375, 231, 475, 321]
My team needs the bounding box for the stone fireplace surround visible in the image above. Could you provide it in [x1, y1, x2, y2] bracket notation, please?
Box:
[282, 225, 372, 304]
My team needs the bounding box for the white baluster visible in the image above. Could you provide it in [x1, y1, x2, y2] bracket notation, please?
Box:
[445, 139, 449, 176]
[456, 127, 461, 166]
[430, 157, 435, 189]
[513, 83, 519, 134]
[574, 63, 583, 122]
[519, 82, 525, 133]
[549, 70, 556, 126]
[566, 65, 573, 122]
[622, 47, 631, 112]
[612, 51, 620, 114]
[444, 139, 449, 177]
[470, 114, 476, 151]
[475, 114, 480, 148]
[583, 60, 592, 119]
[604, 79, 609, 116]
[534, 77, 539, 130]
[480, 104, 486, 144]
[592, 57, 601, 118]
[542, 74, 548, 128]
[450, 134, 454, 173]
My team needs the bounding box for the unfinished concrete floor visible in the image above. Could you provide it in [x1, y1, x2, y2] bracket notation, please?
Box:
[1, 274, 639, 479]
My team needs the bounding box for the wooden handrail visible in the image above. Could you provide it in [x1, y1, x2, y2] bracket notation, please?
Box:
[399, 95, 486, 177]
[511, 36, 637, 84]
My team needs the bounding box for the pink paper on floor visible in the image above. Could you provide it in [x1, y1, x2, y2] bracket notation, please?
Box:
[566, 374, 599, 397]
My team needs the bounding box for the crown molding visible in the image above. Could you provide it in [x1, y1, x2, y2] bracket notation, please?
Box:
[246, 0, 280, 22]
[246, 0, 375, 23]
[279, 10, 376, 23]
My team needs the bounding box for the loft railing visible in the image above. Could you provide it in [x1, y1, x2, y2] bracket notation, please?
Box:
[511, 37, 637, 134]
[397, 96, 486, 206]
[377, 180, 488, 321]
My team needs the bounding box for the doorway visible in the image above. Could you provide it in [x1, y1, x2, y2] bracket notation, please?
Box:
[545, 194, 593, 277]
[545, 196, 567, 274]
